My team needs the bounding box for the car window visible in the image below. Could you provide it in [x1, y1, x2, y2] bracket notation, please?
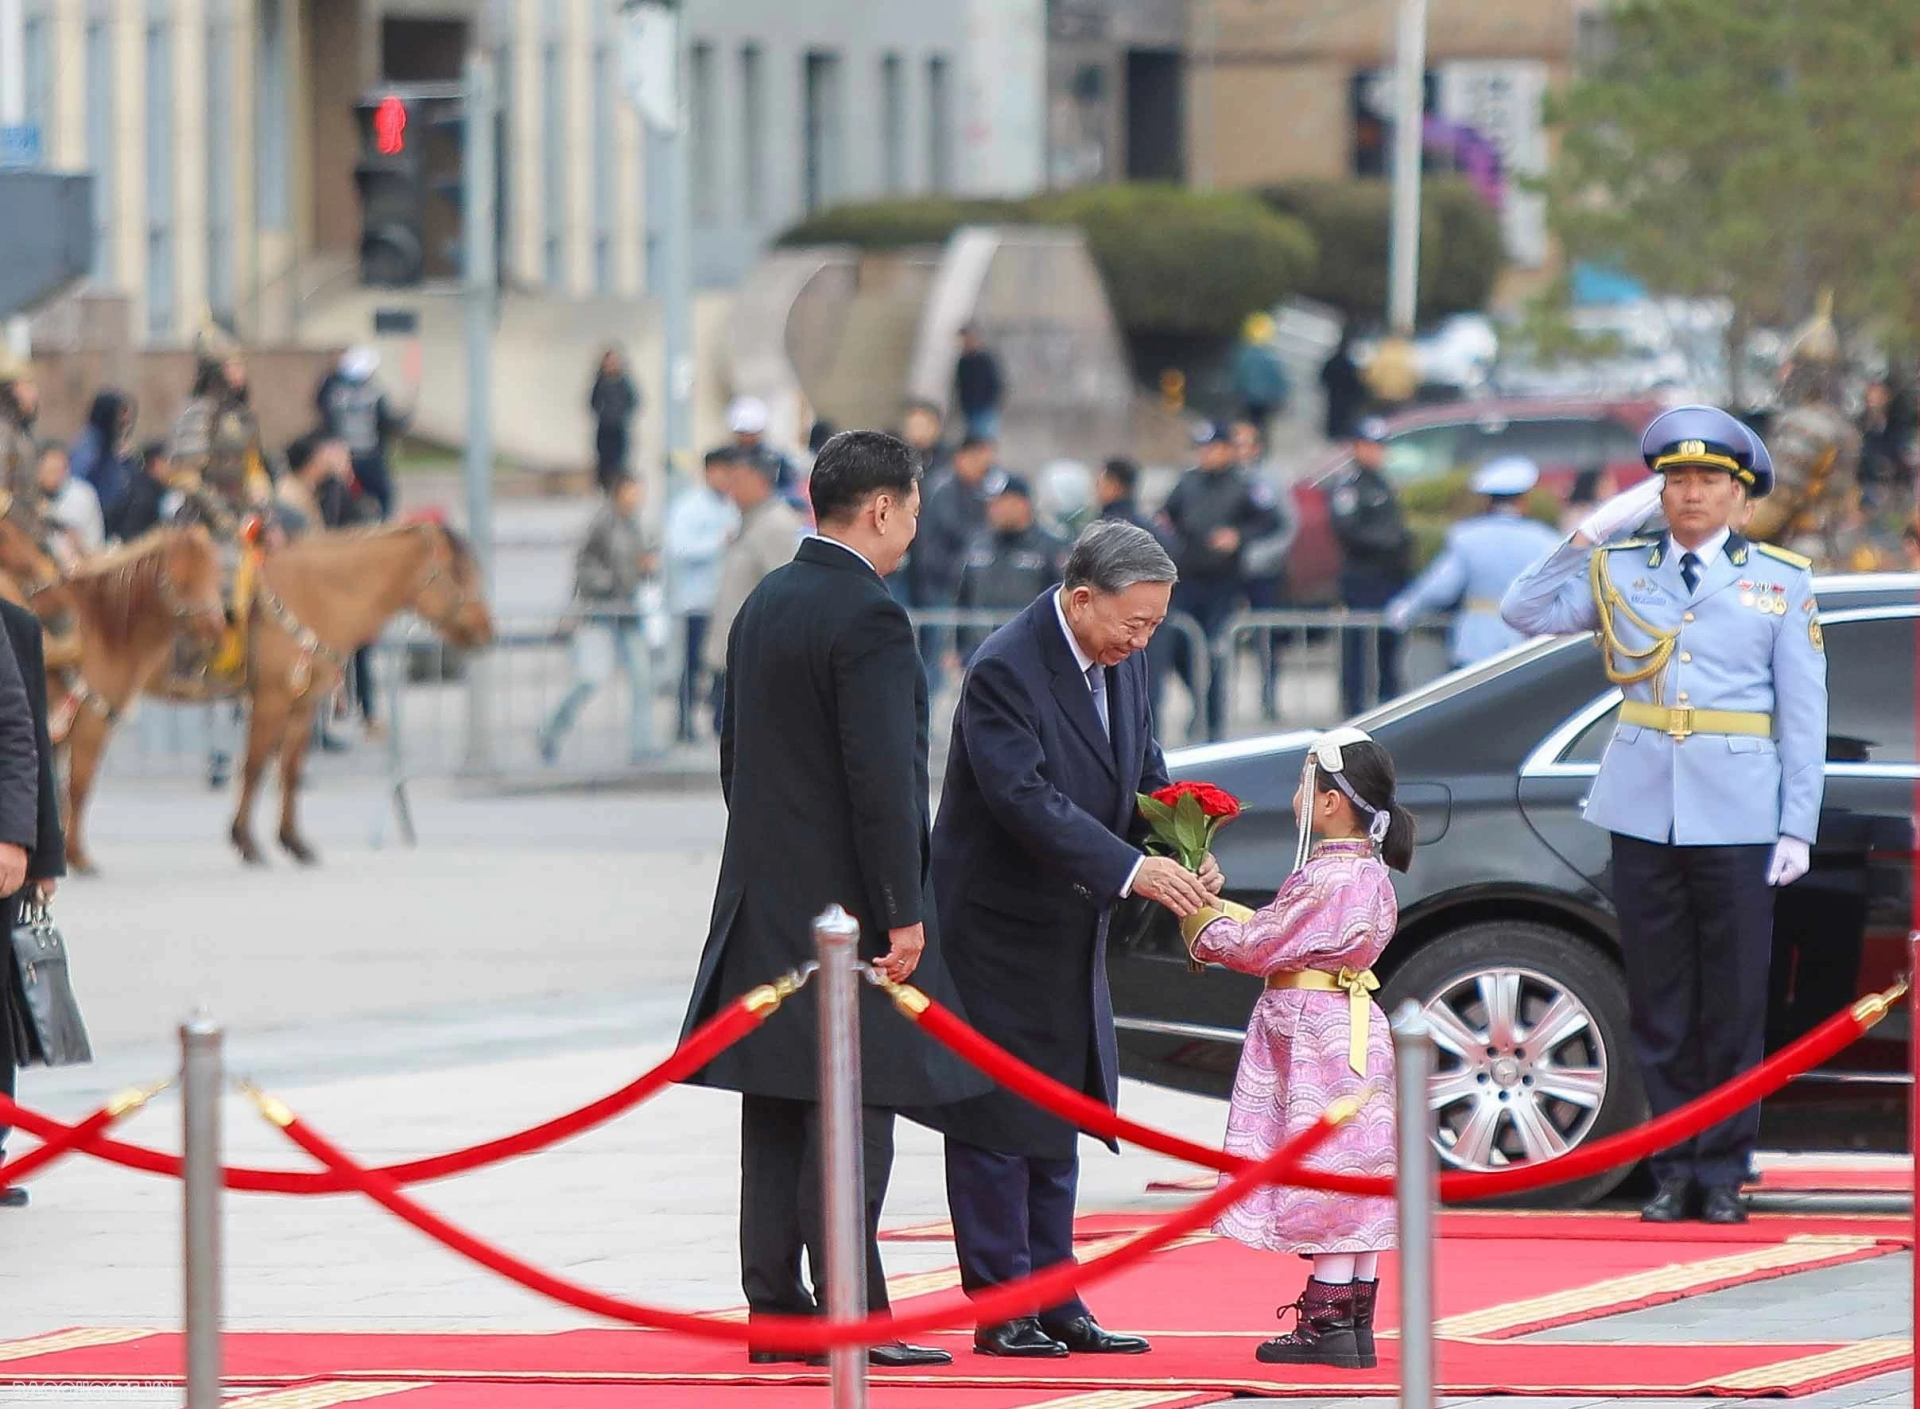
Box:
[1469, 418, 1606, 471]
[1381, 424, 1465, 483]
[1553, 611, 1916, 766]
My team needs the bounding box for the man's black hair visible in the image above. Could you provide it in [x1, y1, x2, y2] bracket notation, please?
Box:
[809, 430, 917, 525]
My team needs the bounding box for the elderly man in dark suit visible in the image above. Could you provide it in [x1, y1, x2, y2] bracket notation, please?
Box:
[930, 519, 1220, 1358]
[678, 430, 987, 1368]
[0, 598, 65, 1208]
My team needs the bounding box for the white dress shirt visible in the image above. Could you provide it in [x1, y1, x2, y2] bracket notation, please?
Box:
[1053, 590, 1144, 898]
[812, 532, 880, 576]
[1667, 526, 1730, 584]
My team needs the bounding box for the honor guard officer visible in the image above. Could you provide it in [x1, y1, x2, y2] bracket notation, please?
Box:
[1502, 406, 1827, 1225]
[1385, 456, 1560, 667]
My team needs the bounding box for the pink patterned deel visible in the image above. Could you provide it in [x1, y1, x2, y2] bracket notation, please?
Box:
[1189, 838, 1399, 1255]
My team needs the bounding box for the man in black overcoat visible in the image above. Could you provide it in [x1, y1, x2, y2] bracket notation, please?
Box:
[929, 520, 1219, 1358]
[678, 430, 987, 1368]
[0, 598, 66, 1207]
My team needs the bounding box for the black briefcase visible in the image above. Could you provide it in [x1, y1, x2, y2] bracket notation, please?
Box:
[9, 901, 93, 1069]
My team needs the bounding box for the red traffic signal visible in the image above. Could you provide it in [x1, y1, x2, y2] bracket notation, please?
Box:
[374, 95, 408, 155]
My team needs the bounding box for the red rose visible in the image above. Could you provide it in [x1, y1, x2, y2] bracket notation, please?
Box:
[1151, 781, 1242, 822]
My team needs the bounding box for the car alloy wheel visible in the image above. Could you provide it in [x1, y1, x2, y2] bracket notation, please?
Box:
[1420, 964, 1610, 1172]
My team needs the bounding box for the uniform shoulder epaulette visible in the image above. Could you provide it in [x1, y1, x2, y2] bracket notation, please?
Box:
[1753, 542, 1812, 569]
[1604, 537, 1655, 550]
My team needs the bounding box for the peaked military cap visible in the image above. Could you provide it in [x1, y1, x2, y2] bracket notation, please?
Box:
[1639, 404, 1771, 497]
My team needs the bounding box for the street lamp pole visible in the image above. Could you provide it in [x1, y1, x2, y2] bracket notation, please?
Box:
[1387, 0, 1429, 338]
[1, 0, 32, 356]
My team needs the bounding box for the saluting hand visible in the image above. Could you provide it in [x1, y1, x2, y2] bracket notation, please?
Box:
[876, 924, 925, 983]
[1134, 856, 1213, 918]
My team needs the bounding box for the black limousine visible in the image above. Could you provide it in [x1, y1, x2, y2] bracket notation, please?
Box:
[1112, 572, 1916, 1205]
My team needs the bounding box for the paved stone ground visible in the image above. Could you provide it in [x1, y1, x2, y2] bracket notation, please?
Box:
[0, 779, 1907, 1405]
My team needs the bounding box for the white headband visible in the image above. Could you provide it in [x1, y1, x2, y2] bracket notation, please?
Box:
[1293, 727, 1391, 873]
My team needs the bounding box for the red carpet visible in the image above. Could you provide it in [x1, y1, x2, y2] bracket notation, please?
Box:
[3, 1330, 1907, 1399]
[225, 1384, 1229, 1408]
[1752, 1164, 1912, 1194]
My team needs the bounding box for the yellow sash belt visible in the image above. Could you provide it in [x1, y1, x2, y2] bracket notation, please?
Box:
[1266, 967, 1381, 1075]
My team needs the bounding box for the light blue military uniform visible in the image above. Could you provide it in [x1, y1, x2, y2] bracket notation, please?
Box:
[1501, 525, 1828, 845]
[1388, 456, 1562, 666]
[1502, 404, 1830, 1210]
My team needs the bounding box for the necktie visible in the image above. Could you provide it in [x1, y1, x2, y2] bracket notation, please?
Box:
[1086, 663, 1110, 739]
[1681, 551, 1701, 595]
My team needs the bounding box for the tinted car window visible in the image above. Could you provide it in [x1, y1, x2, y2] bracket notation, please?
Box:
[1382, 423, 1466, 483]
[1468, 418, 1605, 470]
[1552, 611, 1916, 766]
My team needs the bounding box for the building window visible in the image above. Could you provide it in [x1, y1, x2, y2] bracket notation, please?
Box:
[881, 54, 905, 192]
[927, 55, 953, 193]
[803, 50, 843, 214]
[542, 40, 566, 288]
[145, 19, 176, 341]
[255, 0, 289, 229]
[689, 42, 716, 226]
[85, 17, 115, 280]
[206, 7, 235, 322]
[593, 42, 615, 295]
[739, 44, 763, 221]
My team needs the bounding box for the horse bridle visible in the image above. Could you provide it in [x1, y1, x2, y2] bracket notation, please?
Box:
[403, 521, 480, 633]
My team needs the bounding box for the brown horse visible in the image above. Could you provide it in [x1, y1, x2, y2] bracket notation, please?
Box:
[223, 520, 492, 865]
[44, 528, 231, 872]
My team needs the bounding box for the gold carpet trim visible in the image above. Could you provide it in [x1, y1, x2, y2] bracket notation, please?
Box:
[224, 1382, 432, 1408]
[0, 1328, 160, 1362]
[1704, 1338, 1911, 1392]
[1433, 1238, 1882, 1338]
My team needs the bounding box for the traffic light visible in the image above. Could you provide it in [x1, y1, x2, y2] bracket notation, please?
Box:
[353, 93, 427, 286]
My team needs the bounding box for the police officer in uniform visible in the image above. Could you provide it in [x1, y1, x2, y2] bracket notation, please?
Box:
[1161, 420, 1281, 739]
[1502, 406, 1827, 1225]
[1385, 456, 1560, 667]
[955, 474, 1065, 663]
[1329, 418, 1412, 717]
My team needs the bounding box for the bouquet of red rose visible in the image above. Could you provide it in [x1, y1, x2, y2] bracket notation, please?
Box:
[1136, 782, 1252, 969]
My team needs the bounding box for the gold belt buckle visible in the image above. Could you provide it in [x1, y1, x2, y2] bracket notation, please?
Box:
[1665, 707, 1693, 740]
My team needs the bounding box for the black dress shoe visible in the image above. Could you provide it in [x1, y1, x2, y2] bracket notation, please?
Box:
[1039, 1314, 1151, 1354]
[974, 1317, 1069, 1358]
[868, 1341, 952, 1367]
[0, 1187, 26, 1209]
[1640, 1179, 1694, 1223]
[1701, 1186, 1748, 1224]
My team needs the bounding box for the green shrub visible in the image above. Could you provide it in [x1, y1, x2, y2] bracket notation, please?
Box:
[778, 185, 1317, 341]
[1255, 176, 1502, 324]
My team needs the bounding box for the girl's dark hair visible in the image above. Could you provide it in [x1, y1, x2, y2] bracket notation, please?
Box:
[1318, 737, 1417, 872]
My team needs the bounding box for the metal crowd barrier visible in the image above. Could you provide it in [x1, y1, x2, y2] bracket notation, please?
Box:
[1215, 608, 1457, 736]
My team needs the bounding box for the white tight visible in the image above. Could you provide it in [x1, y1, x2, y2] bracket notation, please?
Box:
[1310, 1252, 1380, 1284]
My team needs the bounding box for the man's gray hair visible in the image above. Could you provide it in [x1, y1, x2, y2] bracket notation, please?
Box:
[1063, 519, 1178, 594]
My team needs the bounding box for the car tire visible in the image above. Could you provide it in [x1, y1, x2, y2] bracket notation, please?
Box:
[1380, 919, 1645, 1209]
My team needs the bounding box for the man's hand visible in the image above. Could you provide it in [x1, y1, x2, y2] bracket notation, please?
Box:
[0, 844, 27, 897]
[1198, 853, 1225, 896]
[875, 924, 925, 983]
[1575, 477, 1664, 546]
[1208, 527, 1242, 555]
[32, 879, 54, 904]
[1134, 857, 1213, 918]
[1767, 837, 1811, 887]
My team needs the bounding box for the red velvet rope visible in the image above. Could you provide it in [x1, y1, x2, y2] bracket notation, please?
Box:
[0, 993, 767, 1193]
[258, 1093, 1349, 1352]
[898, 984, 1895, 1201]
[0, 1103, 124, 1187]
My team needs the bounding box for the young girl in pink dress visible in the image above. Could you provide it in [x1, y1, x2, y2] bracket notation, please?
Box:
[1181, 726, 1412, 1369]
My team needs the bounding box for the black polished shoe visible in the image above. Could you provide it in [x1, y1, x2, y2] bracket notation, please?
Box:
[974, 1317, 1069, 1358]
[1640, 1179, 1694, 1223]
[1039, 1314, 1151, 1355]
[0, 1187, 26, 1209]
[869, 1341, 952, 1367]
[1701, 1185, 1749, 1224]
[746, 1348, 827, 1367]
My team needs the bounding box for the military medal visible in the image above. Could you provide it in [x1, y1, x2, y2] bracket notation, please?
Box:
[1775, 598, 1789, 615]
[1740, 591, 1755, 607]
[1755, 594, 1773, 612]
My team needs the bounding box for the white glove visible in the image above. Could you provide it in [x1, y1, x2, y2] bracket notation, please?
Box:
[1767, 837, 1811, 887]
[1576, 477, 1664, 545]
[1384, 598, 1415, 632]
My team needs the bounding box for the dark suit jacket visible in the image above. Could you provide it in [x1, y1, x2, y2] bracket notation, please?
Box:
[927, 589, 1170, 1160]
[678, 536, 986, 1109]
[0, 600, 64, 886]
